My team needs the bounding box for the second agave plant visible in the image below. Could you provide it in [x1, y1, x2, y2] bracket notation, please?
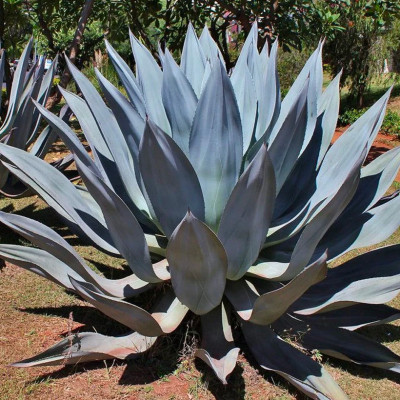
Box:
[0, 23, 400, 399]
[0, 40, 77, 198]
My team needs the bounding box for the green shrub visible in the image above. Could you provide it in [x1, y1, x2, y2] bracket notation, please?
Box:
[381, 109, 400, 137]
[339, 107, 400, 137]
[338, 107, 367, 126]
[277, 47, 312, 94]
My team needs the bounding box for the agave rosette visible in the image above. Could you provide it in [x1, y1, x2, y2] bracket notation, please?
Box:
[0, 24, 400, 399]
[0, 40, 77, 197]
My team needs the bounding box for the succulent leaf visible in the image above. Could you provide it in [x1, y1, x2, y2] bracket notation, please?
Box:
[241, 322, 349, 400]
[180, 22, 206, 97]
[189, 59, 242, 230]
[139, 120, 205, 238]
[195, 303, 239, 384]
[167, 211, 227, 315]
[294, 245, 400, 315]
[162, 47, 198, 155]
[105, 39, 146, 118]
[11, 331, 156, 367]
[218, 144, 276, 280]
[129, 32, 171, 134]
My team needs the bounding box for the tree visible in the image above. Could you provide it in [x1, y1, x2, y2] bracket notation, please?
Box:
[45, 0, 95, 109]
[158, 0, 343, 69]
[323, 0, 400, 108]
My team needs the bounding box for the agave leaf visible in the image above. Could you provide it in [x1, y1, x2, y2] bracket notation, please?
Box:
[299, 324, 400, 373]
[151, 288, 188, 333]
[129, 32, 171, 135]
[318, 192, 400, 261]
[30, 104, 71, 159]
[76, 159, 161, 283]
[294, 245, 400, 315]
[95, 67, 145, 155]
[256, 39, 280, 141]
[231, 60, 257, 154]
[268, 80, 309, 192]
[266, 43, 321, 147]
[218, 144, 276, 280]
[59, 87, 146, 220]
[340, 146, 400, 218]
[300, 41, 322, 154]
[162, 47, 198, 155]
[91, 69, 156, 227]
[290, 151, 362, 262]
[269, 149, 362, 281]
[0, 151, 117, 254]
[241, 322, 348, 400]
[105, 39, 146, 118]
[0, 38, 33, 138]
[58, 87, 112, 175]
[11, 331, 157, 367]
[0, 211, 96, 284]
[249, 253, 327, 325]
[0, 212, 152, 297]
[226, 253, 326, 325]
[271, 115, 322, 220]
[6, 59, 46, 150]
[264, 201, 313, 247]
[189, 60, 242, 230]
[70, 277, 164, 337]
[316, 72, 341, 167]
[195, 303, 239, 384]
[200, 58, 211, 94]
[65, 57, 146, 211]
[313, 89, 390, 209]
[199, 25, 225, 68]
[139, 120, 204, 238]
[232, 22, 258, 77]
[32, 99, 99, 173]
[26, 56, 59, 146]
[0, 244, 84, 289]
[166, 212, 227, 315]
[180, 22, 206, 97]
[300, 304, 400, 331]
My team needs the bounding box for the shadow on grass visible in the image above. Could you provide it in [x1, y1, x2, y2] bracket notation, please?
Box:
[84, 257, 129, 280]
[20, 305, 129, 336]
[0, 199, 94, 249]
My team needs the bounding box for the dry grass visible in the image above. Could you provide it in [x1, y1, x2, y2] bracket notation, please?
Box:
[1, 183, 400, 399]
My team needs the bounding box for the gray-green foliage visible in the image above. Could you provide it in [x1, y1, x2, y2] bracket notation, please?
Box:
[0, 23, 400, 399]
[0, 39, 75, 198]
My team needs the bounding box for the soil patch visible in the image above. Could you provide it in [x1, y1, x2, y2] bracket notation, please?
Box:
[333, 127, 400, 182]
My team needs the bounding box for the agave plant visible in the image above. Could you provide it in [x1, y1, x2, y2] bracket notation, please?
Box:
[0, 23, 400, 399]
[0, 40, 76, 198]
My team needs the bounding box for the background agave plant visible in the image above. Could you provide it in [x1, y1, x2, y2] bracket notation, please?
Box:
[0, 23, 400, 399]
[0, 39, 76, 198]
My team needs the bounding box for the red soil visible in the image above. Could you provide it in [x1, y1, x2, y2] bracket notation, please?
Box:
[333, 127, 400, 183]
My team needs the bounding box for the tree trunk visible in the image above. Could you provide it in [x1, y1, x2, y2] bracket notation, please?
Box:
[35, 0, 57, 54]
[46, 0, 94, 109]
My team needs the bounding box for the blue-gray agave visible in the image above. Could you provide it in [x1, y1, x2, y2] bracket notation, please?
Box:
[0, 23, 400, 399]
[0, 40, 75, 197]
